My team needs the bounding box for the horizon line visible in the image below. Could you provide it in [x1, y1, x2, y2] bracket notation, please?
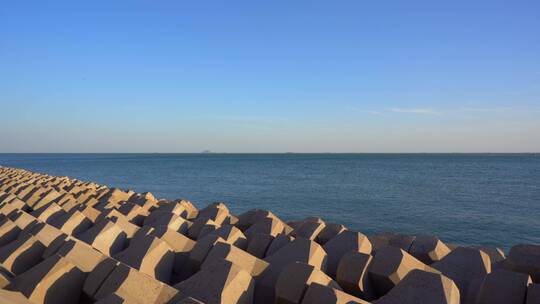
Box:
[0, 152, 538, 155]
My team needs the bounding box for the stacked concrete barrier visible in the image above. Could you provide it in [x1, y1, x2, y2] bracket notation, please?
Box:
[0, 165, 539, 304]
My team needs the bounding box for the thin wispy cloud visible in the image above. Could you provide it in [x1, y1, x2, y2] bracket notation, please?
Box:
[350, 105, 523, 117]
[214, 115, 287, 124]
[387, 108, 443, 115]
[459, 107, 512, 113]
[347, 107, 382, 115]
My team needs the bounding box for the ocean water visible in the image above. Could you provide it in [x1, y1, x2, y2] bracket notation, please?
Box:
[1, 153, 538, 250]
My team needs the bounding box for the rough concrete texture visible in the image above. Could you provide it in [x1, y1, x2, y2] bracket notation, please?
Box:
[78, 218, 127, 256]
[235, 209, 276, 231]
[174, 260, 254, 304]
[113, 234, 174, 283]
[368, 246, 436, 297]
[246, 232, 274, 258]
[407, 234, 451, 264]
[244, 217, 286, 239]
[291, 220, 326, 240]
[301, 282, 370, 304]
[505, 244, 540, 282]
[369, 232, 415, 253]
[316, 223, 347, 245]
[201, 242, 268, 277]
[94, 263, 178, 304]
[275, 261, 341, 304]
[476, 268, 531, 304]
[266, 233, 295, 257]
[6, 255, 86, 304]
[323, 230, 372, 278]
[336, 251, 375, 300]
[432, 246, 491, 304]
[375, 269, 460, 304]
[144, 211, 191, 235]
[255, 238, 328, 304]
[527, 284, 540, 304]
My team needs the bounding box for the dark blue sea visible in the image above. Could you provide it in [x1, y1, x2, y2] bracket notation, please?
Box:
[1, 153, 538, 250]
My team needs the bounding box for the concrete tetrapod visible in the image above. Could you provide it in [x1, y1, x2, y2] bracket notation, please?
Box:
[432, 247, 491, 304]
[174, 259, 254, 304]
[374, 269, 460, 304]
[476, 268, 532, 304]
[244, 217, 286, 239]
[5, 255, 86, 304]
[144, 211, 191, 235]
[201, 242, 269, 277]
[197, 202, 230, 224]
[188, 218, 219, 240]
[113, 234, 174, 283]
[155, 199, 198, 220]
[291, 221, 326, 241]
[368, 246, 436, 297]
[369, 232, 415, 253]
[49, 209, 93, 237]
[246, 232, 274, 258]
[0, 232, 46, 275]
[266, 234, 294, 257]
[255, 237, 328, 304]
[323, 230, 372, 278]
[78, 218, 128, 256]
[25, 222, 68, 259]
[0, 219, 22, 247]
[506, 244, 540, 282]
[139, 225, 196, 277]
[316, 223, 347, 245]
[527, 284, 540, 304]
[336, 251, 376, 300]
[94, 263, 178, 304]
[407, 234, 451, 264]
[235, 209, 277, 231]
[300, 282, 370, 304]
[275, 261, 341, 304]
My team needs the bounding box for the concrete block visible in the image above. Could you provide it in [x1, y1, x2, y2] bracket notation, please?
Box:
[275, 261, 341, 304]
[476, 269, 531, 304]
[201, 242, 269, 277]
[336, 251, 375, 300]
[79, 218, 128, 256]
[113, 234, 174, 283]
[266, 234, 295, 257]
[0, 232, 46, 275]
[506, 244, 540, 282]
[145, 211, 191, 235]
[375, 269, 460, 304]
[408, 234, 451, 265]
[323, 230, 372, 278]
[316, 223, 347, 245]
[368, 246, 435, 297]
[94, 263, 178, 304]
[432, 247, 491, 304]
[246, 233, 274, 258]
[174, 259, 254, 304]
[6, 255, 86, 304]
[300, 283, 369, 304]
[255, 238, 327, 304]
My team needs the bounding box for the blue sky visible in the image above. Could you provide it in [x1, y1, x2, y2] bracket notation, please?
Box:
[1, 1, 539, 152]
